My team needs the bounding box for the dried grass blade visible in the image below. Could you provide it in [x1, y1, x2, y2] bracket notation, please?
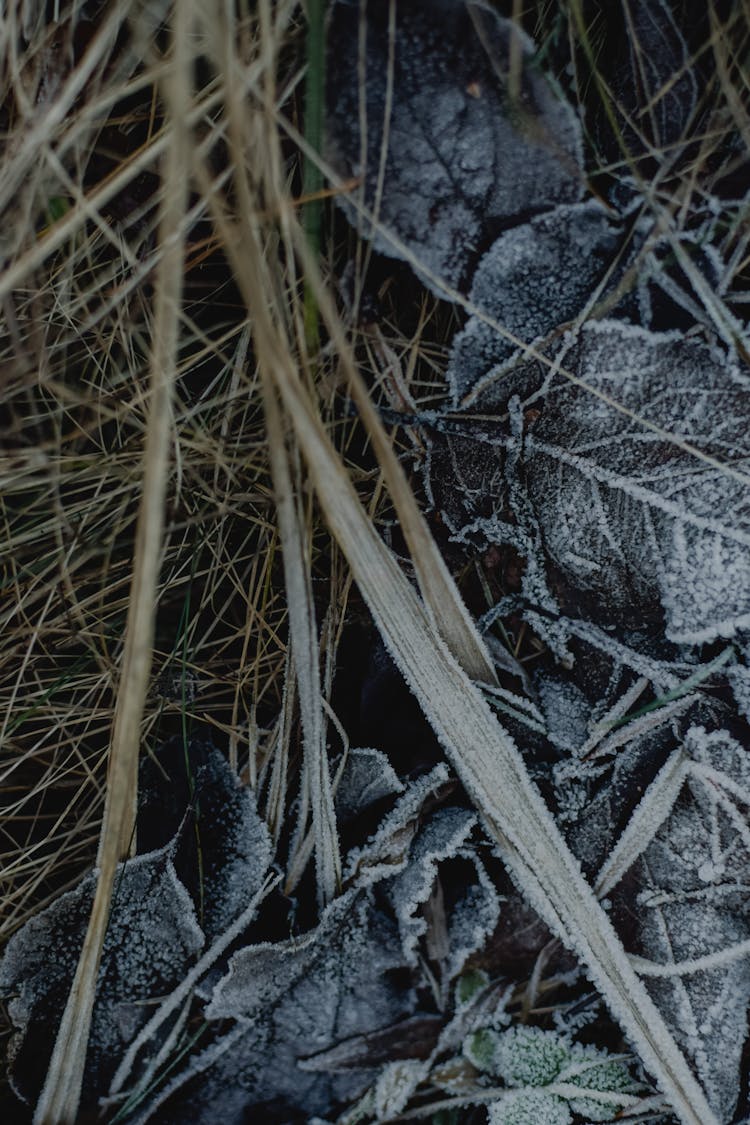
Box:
[193, 80, 718, 1125]
[32, 8, 192, 1120]
[214, 0, 339, 908]
[291, 225, 497, 686]
[265, 354, 718, 1125]
[0, 2, 129, 215]
[262, 375, 340, 905]
[595, 747, 688, 897]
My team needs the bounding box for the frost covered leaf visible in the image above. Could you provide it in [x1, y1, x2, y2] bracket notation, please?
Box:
[121, 774, 467, 1122]
[605, 0, 698, 162]
[0, 741, 274, 1117]
[0, 844, 203, 1112]
[434, 319, 750, 648]
[467, 1025, 641, 1123]
[488, 1089, 571, 1125]
[626, 725, 750, 1122]
[447, 202, 620, 405]
[138, 739, 272, 942]
[520, 320, 750, 645]
[128, 796, 499, 1123]
[344, 762, 451, 885]
[205, 892, 406, 1028]
[455, 968, 490, 1008]
[326, 0, 583, 294]
[561, 1049, 641, 1122]
[494, 1026, 571, 1088]
[334, 747, 405, 822]
[384, 806, 500, 986]
[563, 719, 750, 1123]
[373, 1058, 430, 1118]
[140, 888, 415, 1123]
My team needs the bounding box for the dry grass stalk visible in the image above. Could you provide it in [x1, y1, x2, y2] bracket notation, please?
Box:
[1, 3, 746, 1122]
[205, 0, 341, 906]
[31, 5, 193, 1119]
[189, 16, 720, 1119]
[290, 225, 499, 688]
[261, 378, 341, 904]
[262, 288, 719, 1125]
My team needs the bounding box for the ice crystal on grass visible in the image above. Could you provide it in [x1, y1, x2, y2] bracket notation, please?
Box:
[326, 0, 583, 294]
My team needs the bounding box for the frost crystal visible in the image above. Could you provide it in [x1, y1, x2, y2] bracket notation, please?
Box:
[0, 845, 204, 1111]
[334, 746, 405, 822]
[447, 202, 620, 404]
[326, 0, 583, 294]
[492, 1025, 571, 1088]
[488, 1087, 572, 1125]
[521, 320, 750, 644]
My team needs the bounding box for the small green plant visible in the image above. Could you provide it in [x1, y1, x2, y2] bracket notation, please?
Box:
[464, 1025, 642, 1123]
[455, 968, 490, 1007]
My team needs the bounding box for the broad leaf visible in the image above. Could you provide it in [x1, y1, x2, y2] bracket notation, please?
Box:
[558, 710, 750, 1124]
[334, 746, 405, 822]
[383, 805, 501, 990]
[139, 738, 272, 942]
[131, 826, 438, 1123]
[447, 201, 621, 405]
[522, 320, 750, 645]
[0, 742, 272, 1115]
[628, 725, 750, 1123]
[0, 844, 204, 1114]
[326, 0, 583, 294]
[601, 0, 698, 164]
[435, 319, 750, 648]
